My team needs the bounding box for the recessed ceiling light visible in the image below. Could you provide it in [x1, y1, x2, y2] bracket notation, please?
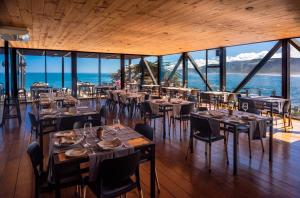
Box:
[245, 6, 254, 11]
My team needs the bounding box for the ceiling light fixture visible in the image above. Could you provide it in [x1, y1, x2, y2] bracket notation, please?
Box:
[0, 26, 30, 41]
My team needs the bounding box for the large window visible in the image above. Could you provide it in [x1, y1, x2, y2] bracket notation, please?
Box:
[63, 54, 72, 89]
[125, 56, 141, 84]
[101, 54, 120, 85]
[46, 51, 63, 88]
[18, 49, 46, 91]
[77, 53, 99, 85]
[162, 54, 182, 86]
[226, 41, 278, 92]
[245, 48, 282, 96]
[187, 51, 206, 90]
[144, 56, 158, 85]
[207, 49, 220, 91]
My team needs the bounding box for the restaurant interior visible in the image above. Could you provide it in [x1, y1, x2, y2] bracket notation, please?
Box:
[1, 0, 300, 198]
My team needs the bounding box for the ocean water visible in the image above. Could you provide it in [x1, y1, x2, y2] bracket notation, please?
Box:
[0, 72, 299, 107]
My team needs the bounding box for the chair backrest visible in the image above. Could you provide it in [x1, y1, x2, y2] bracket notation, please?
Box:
[200, 92, 211, 102]
[190, 116, 213, 139]
[99, 151, 141, 185]
[28, 112, 38, 127]
[238, 98, 260, 114]
[142, 102, 152, 114]
[180, 103, 194, 115]
[197, 106, 208, 111]
[73, 121, 84, 129]
[134, 124, 153, 141]
[27, 141, 43, 177]
[283, 99, 291, 113]
[187, 95, 197, 103]
[58, 116, 87, 131]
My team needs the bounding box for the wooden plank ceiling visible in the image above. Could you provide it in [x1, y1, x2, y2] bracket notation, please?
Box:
[1, 0, 300, 55]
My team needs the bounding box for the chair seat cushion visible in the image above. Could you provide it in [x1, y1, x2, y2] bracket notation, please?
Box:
[226, 125, 249, 133]
[89, 178, 137, 198]
[193, 133, 225, 142]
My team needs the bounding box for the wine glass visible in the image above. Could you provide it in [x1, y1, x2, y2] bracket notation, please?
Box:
[84, 122, 92, 136]
[112, 118, 120, 134]
[242, 102, 249, 112]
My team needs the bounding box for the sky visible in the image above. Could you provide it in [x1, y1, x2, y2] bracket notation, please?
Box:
[0, 39, 300, 73]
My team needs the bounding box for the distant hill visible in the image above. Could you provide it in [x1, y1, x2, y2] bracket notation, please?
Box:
[183, 58, 300, 74]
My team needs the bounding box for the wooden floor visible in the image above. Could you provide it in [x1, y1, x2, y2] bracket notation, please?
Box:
[1, 101, 300, 198]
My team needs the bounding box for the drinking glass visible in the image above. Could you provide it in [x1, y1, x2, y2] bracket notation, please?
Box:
[112, 118, 120, 134]
[242, 102, 249, 112]
[84, 122, 92, 137]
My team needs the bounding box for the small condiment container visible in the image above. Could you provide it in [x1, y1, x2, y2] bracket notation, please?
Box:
[228, 109, 233, 116]
[97, 127, 104, 140]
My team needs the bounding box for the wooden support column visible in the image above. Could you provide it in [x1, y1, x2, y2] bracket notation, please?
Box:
[219, 47, 226, 91]
[10, 48, 18, 97]
[120, 54, 125, 89]
[182, 52, 188, 87]
[62, 56, 64, 88]
[205, 50, 208, 91]
[282, 39, 290, 99]
[157, 56, 162, 85]
[71, 51, 77, 97]
[4, 41, 9, 96]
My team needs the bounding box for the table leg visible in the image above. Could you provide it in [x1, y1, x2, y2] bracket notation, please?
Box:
[163, 106, 166, 139]
[39, 122, 44, 171]
[233, 126, 238, 175]
[150, 144, 156, 198]
[269, 119, 273, 162]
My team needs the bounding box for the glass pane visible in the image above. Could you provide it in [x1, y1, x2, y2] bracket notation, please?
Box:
[64, 54, 72, 89]
[188, 51, 206, 90]
[290, 39, 300, 118]
[244, 47, 282, 96]
[162, 54, 182, 86]
[207, 49, 220, 90]
[144, 56, 158, 85]
[77, 52, 99, 85]
[18, 49, 45, 91]
[46, 51, 62, 88]
[101, 54, 120, 86]
[125, 55, 141, 84]
[226, 41, 278, 92]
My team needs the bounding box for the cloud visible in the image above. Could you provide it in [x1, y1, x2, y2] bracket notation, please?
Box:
[169, 47, 300, 69]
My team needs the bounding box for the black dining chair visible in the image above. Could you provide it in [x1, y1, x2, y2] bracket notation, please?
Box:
[73, 121, 84, 129]
[27, 141, 84, 198]
[200, 92, 215, 110]
[57, 116, 87, 131]
[238, 99, 261, 115]
[28, 112, 39, 139]
[141, 102, 164, 132]
[268, 99, 293, 131]
[134, 124, 161, 193]
[83, 151, 143, 198]
[186, 117, 229, 172]
[170, 103, 194, 140]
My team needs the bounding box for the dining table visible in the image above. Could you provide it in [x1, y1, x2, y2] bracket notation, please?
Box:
[148, 98, 195, 139]
[48, 124, 156, 198]
[37, 106, 100, 172]
[239, 96, 287, 117]
[190, 109, 273, 175]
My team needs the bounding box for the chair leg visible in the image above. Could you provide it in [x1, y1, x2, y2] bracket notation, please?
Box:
[208, 143, 212, 173]
[138, 189, 144, 198]
[155, 169, 161, 193]
[205, 143, 208, 156]
[224, 136, 229, 165]
[83, 186, 87, 198]
[248, 132, 252, 159]
[179, 120, 182, 141]
[260, 138, 265, 152]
